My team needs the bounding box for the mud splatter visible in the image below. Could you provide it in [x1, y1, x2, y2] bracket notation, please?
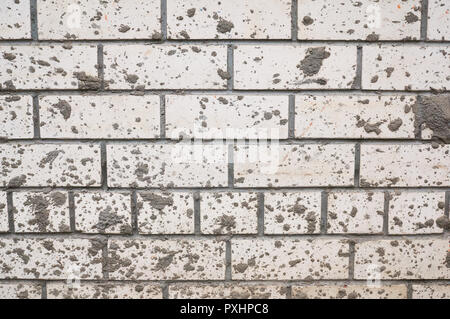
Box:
[298, 47, 330, 77]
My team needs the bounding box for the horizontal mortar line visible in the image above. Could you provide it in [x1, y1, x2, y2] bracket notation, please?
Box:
[1, 39, 450, 45]
[2, 186, 450, 193]
[0, 279, 448, 285]
[0, 233, 447, 240]
[0, 89, 448, 95]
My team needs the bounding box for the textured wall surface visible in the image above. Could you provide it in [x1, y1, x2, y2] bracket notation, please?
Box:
[0, 0, 449, 299]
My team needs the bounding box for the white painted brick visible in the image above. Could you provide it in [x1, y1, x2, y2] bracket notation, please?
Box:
[298, 0, 421, 40]
[232, 239, 349, 280]
[104, 44, 227, 89]
[388, 191, 446, 234]
[0, 0, 31, 40]
[47, 282, 162, 299]
[234, 144, 355, 187]
[167, 0, 291, 39]
[428, 0, 450, 40]
[40, 95, 160, 139]
[74, 192, 132, 234]
[412, 284, 450, 299]
[354, 239, 450, 280]
[0, 283, 42, 299]
[360, 144, 450, 187]
[0, 238, 103, 279]
[234, 45, 357, 89]
[327, 191, 384, 234]
[166, 95, 289, 139]
[0, 95, 33, 139]
[362, 45, 450, 90]
[107, 144, 228, 188]
[37, 0, 161, 40]
[292, 285, 407, 299]
[13, 191, 70, 233]
[0, 143, 101, 187]
[0, 192, 8, 232]
[295, 95, 416, 139]
[0, 45, 98, 90]
[169, 284, 288, 299]
[201, 192, 258, 235]
[107, 239, 226, 280]
[264, 192, 321, 234]
[137, 192, 194, 234]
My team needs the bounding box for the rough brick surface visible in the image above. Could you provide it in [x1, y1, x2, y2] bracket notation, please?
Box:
[292, 285, 407, 299]
[74, 192, 132, 234]
[297, 0, 421, 40]
[47, 282, 162, 299]
[0, 238, 103, 279]
[37, 0, 161, 40]
[200, 192, 258, 234]
[169, 284, 288, 299]
[0, 95, 33, 139]
[234, 144, 355, 187]
[40, 95, 160, 139]
[264, 192, 321, 234]
[137, 192, 194, 234]
[103, 45, 227, 89]
[234, 45, 357, 89]
[166, 95, 289, 139]
[0, 45, 98, 90]
[107, 239, 226, 280]
[327, 191, 384, 234]
[0, 0, 31, 40]
[0, 283, 42, 299]
[362, 45, 450, 90]
[360, 144, 450, 187]
[13, 191, 70, 233]
[388, 191, 447, 234]
[167, 0, 291, 39]
[354, 239, 450, 280]
[0, 192, 8, 232]
[231, 239, 349, 280]
[0, 144, 101, 187]
[412, 285, 450, 299]
[428, 0, 450, 40]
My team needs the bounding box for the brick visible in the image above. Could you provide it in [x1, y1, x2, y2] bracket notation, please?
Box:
[103, 45, 227, 89]
[137, 192, 194, 234]
[388, 191, 446, 234]
[360, 144, 450, 187]
[234, 144, 355, 187]
[167, 0, 291, 39]
[0, 192, 8, 232]
[362, 45, 450, 90]
[169, 284, 288, 299]
[37, 0, 161, 40]
[295, 95, 416, 139]
[74, 192, 132, 234]
[428, 0, 450, 40]
[0, 45, 98, 90]
[264, 192, 321, 234]
[0, 95, 33, 139]
[0, 238, 103, 279]
[165, 95, 289, 139]
[292, 285, 407, 299]
[107, 239, 226, 280]
[327, 191, 384, 234]
[107, 144, 228, 188]
[412, 285, 450, 299]
[47, 282, 162, 299]
[39, 95, 160, 139]
[13, 191, 70, 233]
[0, 143, 101, 187]
[0, 0, 31, 40]
[231, 239, 349, 280]
[234, 45, 357, 89]
[354, 239, 450, 280]
[0, 283, 42, 299]
[201, 192, 258, 235]
[298, 0, 421, 40]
